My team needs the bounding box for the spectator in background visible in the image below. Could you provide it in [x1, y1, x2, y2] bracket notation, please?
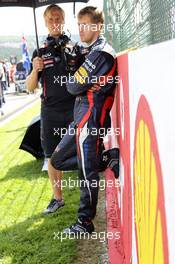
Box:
[10, 64, 16, 83]
[0, 61, 6, 115]
[0, 62, 5, 115]
[5, 60, 11, 88]
[0, 82, 3, 116]
[1, 62, 7, 92]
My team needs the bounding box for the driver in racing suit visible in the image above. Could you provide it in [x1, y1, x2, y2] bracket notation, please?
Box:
[51, 6, 119, 234]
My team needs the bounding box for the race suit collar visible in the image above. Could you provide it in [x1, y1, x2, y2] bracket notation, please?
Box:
[88, 35, 106, 51]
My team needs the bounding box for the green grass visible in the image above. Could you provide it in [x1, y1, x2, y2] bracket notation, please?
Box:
[0, 103, 80, 264]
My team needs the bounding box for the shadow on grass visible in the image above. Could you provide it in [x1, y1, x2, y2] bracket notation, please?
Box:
[0, 159, 47, 183]
[0, 206, 78, 264]
[0, 157, 80, 263]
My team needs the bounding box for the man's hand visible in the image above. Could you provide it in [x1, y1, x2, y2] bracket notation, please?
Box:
[26, 56, 43, 92]
[32, 57, 44, 72]
[89, 84, 101, 92]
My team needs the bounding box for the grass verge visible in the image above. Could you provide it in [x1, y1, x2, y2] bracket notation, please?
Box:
[0, 102, 80, 264]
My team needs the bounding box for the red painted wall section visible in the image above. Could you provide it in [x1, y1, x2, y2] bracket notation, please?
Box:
[105, 54, 132, 264]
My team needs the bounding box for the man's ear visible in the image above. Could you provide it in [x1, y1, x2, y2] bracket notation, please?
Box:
[98, 23, 103, 31]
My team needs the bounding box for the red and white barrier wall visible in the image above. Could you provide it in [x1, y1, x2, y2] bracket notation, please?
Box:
[106, 39, 175, 264]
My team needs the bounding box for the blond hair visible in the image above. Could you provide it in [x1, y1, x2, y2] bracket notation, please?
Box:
[44, 4, 65, 20]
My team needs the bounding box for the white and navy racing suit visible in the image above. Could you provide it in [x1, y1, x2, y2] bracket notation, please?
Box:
[51, 36, 117, 220]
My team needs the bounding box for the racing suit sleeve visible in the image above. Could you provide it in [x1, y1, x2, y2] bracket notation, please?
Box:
[66, 50, 115, 95]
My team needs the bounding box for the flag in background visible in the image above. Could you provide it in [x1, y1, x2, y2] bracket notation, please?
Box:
[22, 35, 30, 74]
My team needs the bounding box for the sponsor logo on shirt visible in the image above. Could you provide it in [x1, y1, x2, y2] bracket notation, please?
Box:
[74, 66, 88, 84]
[83, 58, 96, 73]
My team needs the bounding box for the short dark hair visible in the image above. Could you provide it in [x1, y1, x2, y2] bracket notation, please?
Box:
[78, 6, 104, 24]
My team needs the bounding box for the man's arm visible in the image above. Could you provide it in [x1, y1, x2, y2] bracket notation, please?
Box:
[66, 51, 115, 95]
[26, 56, 44, 92]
